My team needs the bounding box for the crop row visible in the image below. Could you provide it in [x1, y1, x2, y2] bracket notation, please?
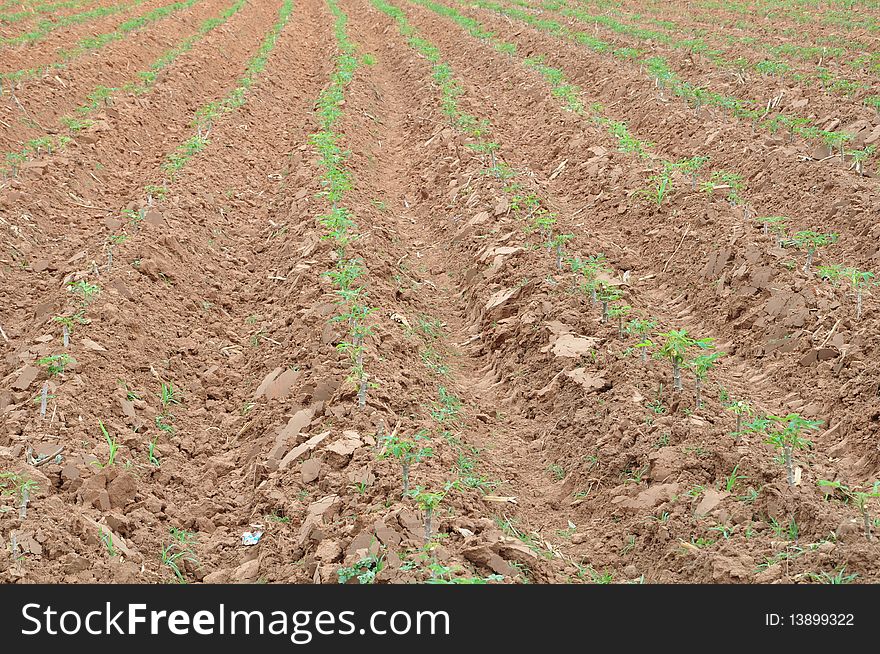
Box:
[389, 0, 880, 542]
[545, 0, 880, 113]
[418, 0, 877, 303]
[0, 0, 203, 86]
[0, 0, 101, 24]
[2, 0, 247, 178]
[32, 0, 293, 481]
[460, 0, 875, 171]
[0, 0, 148, 47]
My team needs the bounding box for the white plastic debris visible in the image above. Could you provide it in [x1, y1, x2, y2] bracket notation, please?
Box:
[241, 531, 263, 546]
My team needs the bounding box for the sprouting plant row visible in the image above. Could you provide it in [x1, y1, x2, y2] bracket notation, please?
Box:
[455, 0, 875, 170]
[0, 0, 100, 24]
[0, 0, 148, 47]
[1, 0, 247, 179]
[419, 0, 876, 326]
[529, 0, 880, 118]
[0, 0, 203, 87]
[383, 0, 880, 518]
[581, 0, 880, 81]
[695, 0, 880, 34]
[158, 0, 292, 180]
[54, 0, 290, 334]
[311, 0, 375, 409]
[391, 0, 729, 405]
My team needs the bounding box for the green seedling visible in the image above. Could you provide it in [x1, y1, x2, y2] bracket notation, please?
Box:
[789, 230, 838, 273]
[569, 253, 609, 305]
[806, 566, 858, 584]
[655, 329, 713, 391]
[409, 482, 456, 542]
[93, 420, 119, 468]
[161, 542, 197, 584]
[638, 160, 677, 206]
[378, 430, 433, 496]
[147, 436, 160, 467]
[725, 399, 754, 438]
[607, 303, 631, 337]
[100, 530, 117, 557]
[723, 463, 747, 492]
[67, 279, 100, 304]
[595, 281, 622, 323]
[338, 552, 384, 584]
[765, 413, 822, 486]
[37, 353, 75, 376]
[687, 350, 725, 408]
[158, 381, 180, 407]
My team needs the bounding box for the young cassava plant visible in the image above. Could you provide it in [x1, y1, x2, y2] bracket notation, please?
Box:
[379, 430, 433, 496]
[655, 329, 713, 391]
[765, 413, 822, 486]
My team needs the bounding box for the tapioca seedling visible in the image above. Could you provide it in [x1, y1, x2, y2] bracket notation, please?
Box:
[37, 353, 75, 376]
[821, 130, 853, 162]
[607, 303, 631, 337]
[687, 350, 725, 408]
[549, 233, 574, 269]
[596, 281, 622, 323]
[625, 318, 657, 363]
[409, 483, 455, 542]
[655, 330, 714, 391]
[819, 265, 874, 319]
[569, 254, 609, 305]
[337, 552, 385, 584]
[790, 230, 838, 273]
[378, 430, 433, 496]
[676, 155, 709, 189]
[765, 413, 821, 486]
[725, 399, 754, 438]
[67, 279, 100, 305]
[754, 215, 788, 245]
[847, 144, 876, 176]
[0, 472, 38, 510]
[700, 170, 744, 205]
[431, 386, 462, 424]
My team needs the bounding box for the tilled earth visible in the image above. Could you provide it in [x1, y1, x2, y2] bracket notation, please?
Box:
[1, 0, 879, 584]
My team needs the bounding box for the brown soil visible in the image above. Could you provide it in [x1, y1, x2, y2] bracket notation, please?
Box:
[511, 0, 880, 132]
[0, 0, 231, 154]
[1, 0, 879, 585]
[0, 0, 178, 74]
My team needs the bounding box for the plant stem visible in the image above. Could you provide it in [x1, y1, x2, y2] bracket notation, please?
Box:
[695, 377, 702, 408]
[672, 361, 682, 391]
[424, 507, 433, 542]
[402, 463, 410, 497]
[803, 250, 814, 274]
[857, 287, 863, 320]
[784, 444, 794, 486]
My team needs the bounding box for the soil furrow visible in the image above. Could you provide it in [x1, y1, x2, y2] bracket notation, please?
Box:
[0, 0, 232, 155]
[0, 1, 285, 371]
[0, 0, 166, 72]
